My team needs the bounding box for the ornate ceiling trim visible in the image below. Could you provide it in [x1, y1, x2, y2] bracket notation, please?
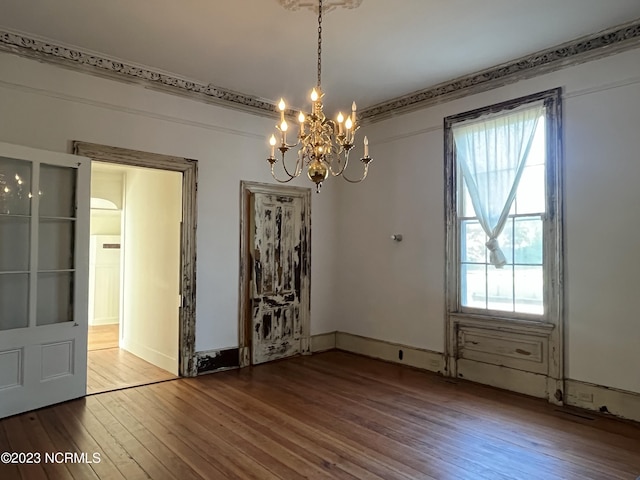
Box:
[1, 18, 640, 123]
[0, 30, 278, 118]
[360, 18, 640, 122]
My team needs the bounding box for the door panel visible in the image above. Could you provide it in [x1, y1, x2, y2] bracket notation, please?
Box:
[251, 191, 307, 365]
[0, 141, 89, 418]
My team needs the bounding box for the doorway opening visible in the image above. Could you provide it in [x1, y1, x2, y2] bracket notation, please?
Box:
[87, 162, 181, 393]
[73, 142, 198, 394]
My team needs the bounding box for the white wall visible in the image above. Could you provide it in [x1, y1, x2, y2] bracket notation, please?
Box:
[336, 47, 640, 394]
[121, 166, 181, 374]
[5, 45, 638, 394]
[90, 170, 123, 236]
[90, 211, 121, 236]
[0, 52, 340, 353]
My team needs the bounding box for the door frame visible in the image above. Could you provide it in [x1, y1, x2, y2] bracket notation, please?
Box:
[72, 141, 198, 376]
[238, 181, 311, 367]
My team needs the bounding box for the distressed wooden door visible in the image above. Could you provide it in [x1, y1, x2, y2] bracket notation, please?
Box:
[240, 183, 311, 366]
[0, 141, 90, 418]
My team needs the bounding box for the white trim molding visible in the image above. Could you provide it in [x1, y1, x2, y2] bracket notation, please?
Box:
[361, 18, 640, 121]
[1, 18, 640, 122]
[0, 30, 278, 118]
[73, 141, 198, 377]
[310, 332, 337, 353]
[565, 380, 640, 424]
[321, 331, 640, 423]
[335, 332, 444, 374]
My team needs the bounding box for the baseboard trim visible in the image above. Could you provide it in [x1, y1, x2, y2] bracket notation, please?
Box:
[335, 332, 444, 373]
[311, 332, 337, 353]
[88, 318, 119, 326]
[121, 339, 178, 375]
[327, 331, 640, 423]
[456, 358, 549, 399]
[565, 379, 640, 423]
[196, 347, 240, 375]
[197, 333, 640, 423]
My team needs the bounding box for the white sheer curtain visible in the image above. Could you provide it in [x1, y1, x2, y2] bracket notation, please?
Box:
[452, 105, 543, 268]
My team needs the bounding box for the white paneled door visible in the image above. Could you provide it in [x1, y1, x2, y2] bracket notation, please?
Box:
[0, 142, 90, 418]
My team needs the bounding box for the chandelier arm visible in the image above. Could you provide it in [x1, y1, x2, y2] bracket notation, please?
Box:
[280, 151, 303, 178]
[327, 153, 349, 177]
[340, 162, 370, 183]
[270, 162, 300, 183]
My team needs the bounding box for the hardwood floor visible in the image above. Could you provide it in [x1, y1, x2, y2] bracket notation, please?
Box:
[2, 351, 639, 479]
[87, 348, 177, 395]
[88, 324, 119, 351]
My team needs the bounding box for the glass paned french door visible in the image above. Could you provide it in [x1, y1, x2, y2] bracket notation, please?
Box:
[0, 160, 78, 329]
[0, 141, 90, 419]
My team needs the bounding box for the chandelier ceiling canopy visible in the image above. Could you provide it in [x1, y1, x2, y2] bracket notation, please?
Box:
[277, 0, 363, 14]
[267, 0, 372, 193]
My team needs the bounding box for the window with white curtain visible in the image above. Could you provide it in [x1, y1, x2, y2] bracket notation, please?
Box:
[445, 89, 562, 321]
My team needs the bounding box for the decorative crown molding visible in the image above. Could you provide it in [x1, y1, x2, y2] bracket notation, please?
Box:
[1, 17, 640, 123]
[359, 18, 640, 122]
[0, 30, 278, 118]
[277, 0, 362, 13]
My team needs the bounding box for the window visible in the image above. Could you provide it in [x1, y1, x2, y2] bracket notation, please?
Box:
[445, 89, 562, 321]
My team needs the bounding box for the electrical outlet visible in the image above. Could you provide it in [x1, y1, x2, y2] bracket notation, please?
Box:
[578, 392, 593, 403]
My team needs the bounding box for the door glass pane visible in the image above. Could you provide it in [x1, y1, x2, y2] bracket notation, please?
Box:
[37, 272, 73, 325]
[0, 157, 32, 216]
[39, 164, 76, 218]
[38, 219, 75, 271]
[0, 217, 30, 272]
[0, 273, 29, 330]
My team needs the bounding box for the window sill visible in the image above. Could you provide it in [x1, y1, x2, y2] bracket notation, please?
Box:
[449, 312, 555, 337]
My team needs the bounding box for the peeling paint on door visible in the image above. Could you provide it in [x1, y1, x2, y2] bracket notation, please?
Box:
[251, 191, 306, 364]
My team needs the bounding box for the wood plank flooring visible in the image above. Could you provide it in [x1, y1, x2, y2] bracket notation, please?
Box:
[87, 348, 177, 395]
[88, 324, 119, 351]
[2, 351, 639, 479]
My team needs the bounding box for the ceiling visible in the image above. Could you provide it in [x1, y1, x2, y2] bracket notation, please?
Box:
[1, 0, 640, 114]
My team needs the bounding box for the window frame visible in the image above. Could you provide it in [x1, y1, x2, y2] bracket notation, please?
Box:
[444, 88, 563, 326]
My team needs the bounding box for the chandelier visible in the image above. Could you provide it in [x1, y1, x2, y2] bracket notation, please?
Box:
[267, 0, 372, 193]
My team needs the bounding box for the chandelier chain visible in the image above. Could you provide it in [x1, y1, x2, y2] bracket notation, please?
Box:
[317, 0, 322, 88]
[266, 0, 372, 193]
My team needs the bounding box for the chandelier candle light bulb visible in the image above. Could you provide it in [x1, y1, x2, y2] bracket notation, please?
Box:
[269, 135, 276, 157]
[265, 0, 374, 193]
